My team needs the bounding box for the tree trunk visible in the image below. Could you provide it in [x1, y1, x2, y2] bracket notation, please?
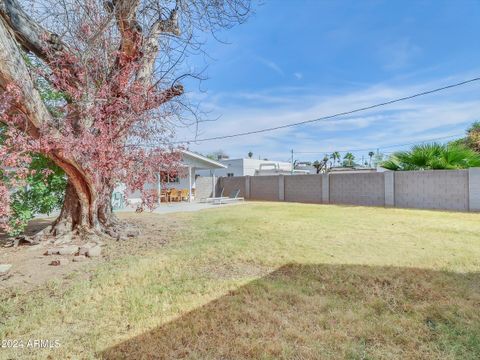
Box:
[34, 158, 135, 241]
[50, 181, 84, 236]
[39, 179, 122, 240]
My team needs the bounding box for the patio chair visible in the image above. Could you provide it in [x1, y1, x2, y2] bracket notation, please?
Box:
[169, 189, 181, 202]
[200, 188, 229, 203]
[213, 189, 244, 205]
[160, 189, 169, 203]
[180, 189, 189, 201]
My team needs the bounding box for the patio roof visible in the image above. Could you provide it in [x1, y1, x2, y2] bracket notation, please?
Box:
[181, 150, 227, 170]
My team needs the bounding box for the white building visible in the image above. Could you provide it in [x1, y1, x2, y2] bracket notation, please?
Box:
[161, 150, 226, 197]
[294, 162, 317, 174]
[198, 158, 308, 177]
[117, 150, 226, 207]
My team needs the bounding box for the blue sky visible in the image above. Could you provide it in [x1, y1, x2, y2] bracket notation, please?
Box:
[177, 0, 480, 163]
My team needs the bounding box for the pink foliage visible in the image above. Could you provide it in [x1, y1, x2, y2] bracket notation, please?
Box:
[0, 8, 183, 229]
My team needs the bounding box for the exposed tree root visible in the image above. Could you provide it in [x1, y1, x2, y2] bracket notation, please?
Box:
[30, 181, 141, 244]
[32, 219, 141, 244]
[31, 207, 141, 245]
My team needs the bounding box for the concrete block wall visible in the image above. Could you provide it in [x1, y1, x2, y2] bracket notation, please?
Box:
[469, 168, 480, 211]
[394, 170, 468, 211]
[219, 176, 247, 198]
[329, 173, 385, 206]
[284, 174, 323, 203]
[384, 172, 395, 207]
[194, 176, 215, 200]
[219, 168, 480, 212]
[278, 175, 285, 201]
[250, 175, 280, 201]
[322, 174, 329, 204]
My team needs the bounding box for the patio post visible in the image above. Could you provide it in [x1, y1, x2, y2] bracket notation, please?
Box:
[212, 170, 216, 197]
[188, 166, 192, 202]
[157, 173, 161, 205]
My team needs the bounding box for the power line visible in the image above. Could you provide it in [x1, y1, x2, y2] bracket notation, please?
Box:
[293, 133, 464, 154]
[173, 76, 480, 143]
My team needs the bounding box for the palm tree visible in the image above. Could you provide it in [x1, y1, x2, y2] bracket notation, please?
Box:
[330, 151, 340, 166]
[368, 151, 375, 167]
[312, 160, 322, 174]
[312, 155, 330, 174]
[381, 143, 480, 171]
[343, 152, 355, 167]
[323, 154, 329, 172]
[247, 151, 253, 158]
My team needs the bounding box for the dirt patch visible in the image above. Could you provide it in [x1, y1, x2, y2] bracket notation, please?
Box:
[101, 213, 183, 260]
[0, 212, 180, 290]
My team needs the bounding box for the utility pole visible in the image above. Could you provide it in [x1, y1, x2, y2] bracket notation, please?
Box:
[291, 149, 294, 175]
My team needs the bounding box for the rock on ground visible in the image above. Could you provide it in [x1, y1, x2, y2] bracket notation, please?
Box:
[13, 236, 38, 247]
[58, 246, 80, 256]
[53, 233, 73, 245]
[49, 259, 69, 266]
[44, 248, 61, 255]
[0, 264, 12, 275]
[78, 242, 96, 256]
[45, 245, 79, 256]
[72, 256, 89, 262]
[86, 246, 102, 257]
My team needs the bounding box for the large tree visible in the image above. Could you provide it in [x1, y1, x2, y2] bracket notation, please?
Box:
[451, 121, 480, 153]
[0, 0, 250, 239]
[342, 152, 355, 167]
[330, 151, 339, 166]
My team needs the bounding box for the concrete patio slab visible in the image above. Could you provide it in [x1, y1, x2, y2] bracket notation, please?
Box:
[115, 201, 245, 215]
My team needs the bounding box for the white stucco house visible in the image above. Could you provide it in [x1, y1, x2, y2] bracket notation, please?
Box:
[114, 150, 226, 208]
[197, 158, 307, 177]
[159, 150, 227, 200]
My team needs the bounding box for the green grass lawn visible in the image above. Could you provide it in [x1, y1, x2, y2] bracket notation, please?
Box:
[1, 202, 480, 359]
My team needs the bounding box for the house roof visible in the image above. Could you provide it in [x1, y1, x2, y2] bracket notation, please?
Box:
[181, 150, 227, 169]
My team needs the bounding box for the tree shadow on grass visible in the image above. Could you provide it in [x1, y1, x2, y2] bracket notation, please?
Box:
[101, 264, 480, 360]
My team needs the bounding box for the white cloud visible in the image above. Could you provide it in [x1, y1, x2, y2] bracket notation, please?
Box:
[293, 72, 303, 80]
[380, 38, 421, 70]
[256, 56, 284, 76]
[175, 73, 480, 161]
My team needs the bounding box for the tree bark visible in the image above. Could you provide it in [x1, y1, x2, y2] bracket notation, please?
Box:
[42, 177, 128, 240]
[0, 15, 54, 137]
[0, 1, 184, 241]
[37, 151, 126, 240]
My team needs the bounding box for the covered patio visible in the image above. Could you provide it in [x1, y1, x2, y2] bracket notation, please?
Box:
[115, 150, 226, 209]
[155, 150, 226, 203]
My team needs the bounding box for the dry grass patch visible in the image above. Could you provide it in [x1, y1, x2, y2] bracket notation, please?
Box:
[0, 202, 480, 359]
[103, 264, 480, 360]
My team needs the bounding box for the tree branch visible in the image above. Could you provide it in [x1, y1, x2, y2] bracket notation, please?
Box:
[137, 5, 181, 85]
[107, 0, 142, 62]
[0, 0, 84, 95]
[146, 84, 183, 110]
[0, 16, 53, 137]
[0, 0, 67, 61]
